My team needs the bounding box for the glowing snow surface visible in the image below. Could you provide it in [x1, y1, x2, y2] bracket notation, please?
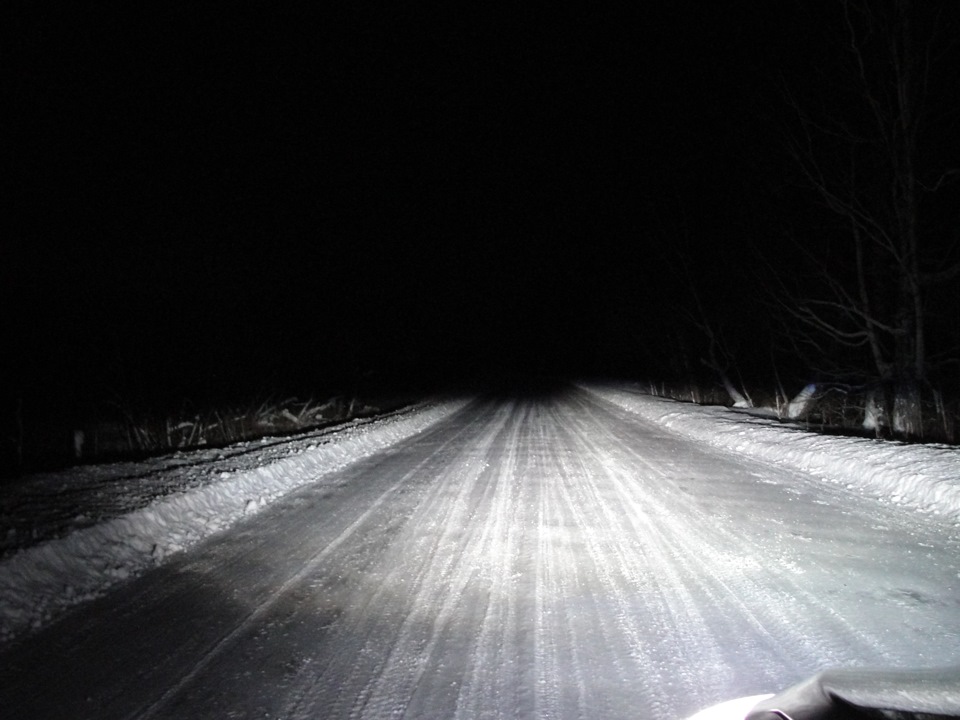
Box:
[0, 400, 468, 643]
[1, 387, 959, 720]
[684, 694, 773, 720]
[592, 386, 960, 523]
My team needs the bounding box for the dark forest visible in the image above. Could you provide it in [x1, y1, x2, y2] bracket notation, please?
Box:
[5, 1, 960, 472]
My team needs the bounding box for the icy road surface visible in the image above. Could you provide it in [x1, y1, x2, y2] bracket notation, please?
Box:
[3, 388, 959, 720]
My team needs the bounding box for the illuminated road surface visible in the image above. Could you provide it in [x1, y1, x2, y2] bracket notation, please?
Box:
[3, 389, 959, 719]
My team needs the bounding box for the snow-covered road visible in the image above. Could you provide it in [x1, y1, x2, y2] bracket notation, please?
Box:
[3, 388, 959, 719]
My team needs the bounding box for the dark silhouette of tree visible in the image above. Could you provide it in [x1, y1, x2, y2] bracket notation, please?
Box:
[778, 0, 960, 437]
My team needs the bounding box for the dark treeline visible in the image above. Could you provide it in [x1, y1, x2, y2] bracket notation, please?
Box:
[5, 1, 960, 477]
[639, 0, 960, 441]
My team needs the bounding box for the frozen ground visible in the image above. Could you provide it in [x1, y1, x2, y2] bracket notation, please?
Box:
[590, 385, 960, 524]
[1, 385, 959, 720]
[0, 399, 469, 643]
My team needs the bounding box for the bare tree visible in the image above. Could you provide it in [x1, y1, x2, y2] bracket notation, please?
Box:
[780, 0, 960, 437]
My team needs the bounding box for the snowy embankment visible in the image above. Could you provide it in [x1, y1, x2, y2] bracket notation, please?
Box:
[588, 386, 960, 524]
[0, 398, 469, 645]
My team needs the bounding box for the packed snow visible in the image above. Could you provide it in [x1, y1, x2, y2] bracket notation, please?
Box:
[1, 386, 958, 720]
[0, 399, 468, 644]
[589, 386, 960, 524]
[3, 387, 959, 649]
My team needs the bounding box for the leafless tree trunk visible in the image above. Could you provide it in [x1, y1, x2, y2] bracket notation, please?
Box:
[780, 0, 959, 437]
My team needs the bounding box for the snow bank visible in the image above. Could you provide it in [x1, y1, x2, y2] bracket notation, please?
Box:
[588, 386, 960, 524]
[0, 399, 469, 646]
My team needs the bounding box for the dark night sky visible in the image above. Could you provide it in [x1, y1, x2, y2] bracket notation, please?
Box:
[6, 2, 933, 407]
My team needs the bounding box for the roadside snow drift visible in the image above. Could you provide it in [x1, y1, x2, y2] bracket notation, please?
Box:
[0, 399, 469, 645]
[589, 387, 960, 524]
[5, 386, 959, 651]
